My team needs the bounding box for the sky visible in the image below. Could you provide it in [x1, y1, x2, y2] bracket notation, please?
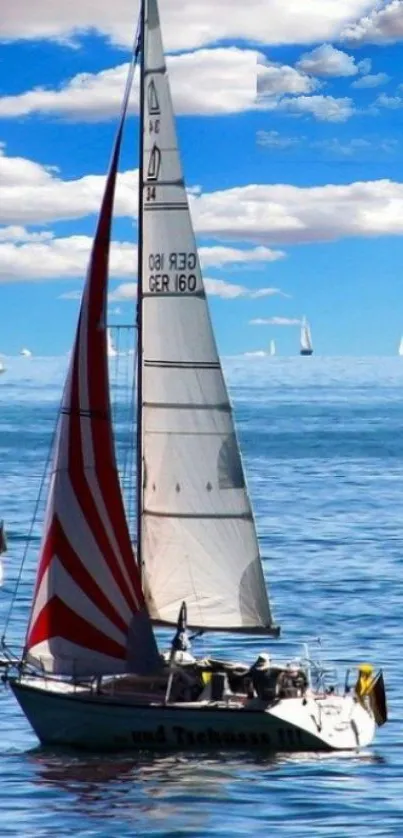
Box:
[1, 0, 403, 357]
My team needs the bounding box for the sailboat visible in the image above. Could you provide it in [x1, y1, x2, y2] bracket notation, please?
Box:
[3, 0, 386, 752]
[107, 327, 118, 358]
[0, 361, 5, 374]
[398, 337, 403, 356]
[300, 317, 313, 356]
[269, 340, 276, 357]
[20, 348, 32, 358]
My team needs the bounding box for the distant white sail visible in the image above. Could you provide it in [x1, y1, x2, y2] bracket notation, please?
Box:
[269, 340, 276, 357]
[20, 348, 32, 357]
[300, 317, 313, 355]
[398, 337, 403, 356]
[107, 328, 117, 357]
[0, 361, 5, 374]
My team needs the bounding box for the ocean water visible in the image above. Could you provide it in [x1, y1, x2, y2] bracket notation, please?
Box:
[0, 354, 401, 837]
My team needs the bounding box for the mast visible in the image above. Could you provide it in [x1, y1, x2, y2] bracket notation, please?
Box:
[136, 0, 146, 580]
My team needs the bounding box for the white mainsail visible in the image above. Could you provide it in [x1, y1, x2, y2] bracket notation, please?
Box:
[269, 340, 276, 357]
[139, 0, 276, 634]
[300, 317, 313, 354]
[398, 337, 403, 356]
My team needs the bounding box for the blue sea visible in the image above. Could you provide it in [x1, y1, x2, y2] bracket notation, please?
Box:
[0, 355, 401, 837]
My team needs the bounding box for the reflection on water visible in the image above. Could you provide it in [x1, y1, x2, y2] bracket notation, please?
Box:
[29, 747, 386, 792]
[24, 747, 389, 835]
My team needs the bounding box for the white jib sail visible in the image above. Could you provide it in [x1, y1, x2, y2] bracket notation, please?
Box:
[398, 337, 403, 356]
[140, 0, 276, 633]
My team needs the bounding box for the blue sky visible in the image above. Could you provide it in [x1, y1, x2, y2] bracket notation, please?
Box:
[1, 0, 403, 356]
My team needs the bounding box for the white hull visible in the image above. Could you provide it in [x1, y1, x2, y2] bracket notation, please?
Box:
[10, 677, 375, 753]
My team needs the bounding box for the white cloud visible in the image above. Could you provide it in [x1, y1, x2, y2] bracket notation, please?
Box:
[0, 142, 58, 186]
[189, 179, 403, 244]
[250, 317, 301, 325]
[204, 278, 248, 298]
[59, 290, 82, 300]
[257, 59, 317, 98]
[257, 134, 398, 156]
[108, 283, 137, 301]
[107, 278, 289, 301]
[255, 93, 354, 122]
[198, 244, 285, 267]
[312, 137, 398, 155]
[0, 225, 53, 242]
[0, 228, 283, 281]
[0, 51, 344, 123]
[4, 148, 403, 248]
[296, 44, 361, 77]
[0, 0, 379, 51]
[250, 287, 291, 298]
[0, 236, 136, 280]
[0, 144, 137, 224]
[0, 50, 264, 120]
[276, 94, 354, 122]
[352, 72, 390, 88]
[374, 92, 403, 109]
[256, 130, 301, 148]
[314, 138, 370, 156]
[357, 58, 372, 74]
[342, 0, 403, 44]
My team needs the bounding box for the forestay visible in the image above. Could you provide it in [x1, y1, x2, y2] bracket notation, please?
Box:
[140, 0, 278, 634]
[25, 53, 160, 677]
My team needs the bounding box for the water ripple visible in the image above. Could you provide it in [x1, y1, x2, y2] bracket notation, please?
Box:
[0, 357, 401, 836]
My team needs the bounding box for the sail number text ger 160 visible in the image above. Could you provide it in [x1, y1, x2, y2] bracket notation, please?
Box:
[148, 252, 197, 294]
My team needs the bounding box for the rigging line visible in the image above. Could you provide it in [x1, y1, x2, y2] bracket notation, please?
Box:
[1, 415, 58, 647]
[119, 329, 137, 543]
[115, 326, 122, 416]
[111, 326, 121, 428]
[128, 337, 137, 544]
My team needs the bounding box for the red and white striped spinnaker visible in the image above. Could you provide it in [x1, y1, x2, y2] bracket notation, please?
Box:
[25, 52, 160, 678]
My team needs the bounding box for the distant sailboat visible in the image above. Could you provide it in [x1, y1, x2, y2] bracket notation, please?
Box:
[300, 317, 313, 356]
[0, 361, 5, 374]
[20, 348, 32, 358]
[107, 327, 117, 358]
[269, 339, 276, 357]
[398, 337, 403, 356]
